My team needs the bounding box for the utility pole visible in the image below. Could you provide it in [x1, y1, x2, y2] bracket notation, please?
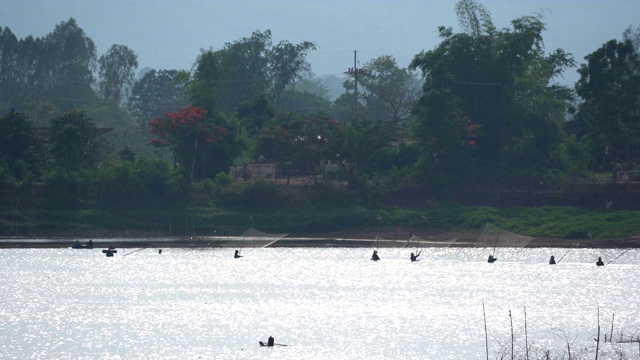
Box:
[344, 50, 367, 119]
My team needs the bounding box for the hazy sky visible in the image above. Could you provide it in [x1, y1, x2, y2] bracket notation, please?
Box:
[1, 0, 639, 86]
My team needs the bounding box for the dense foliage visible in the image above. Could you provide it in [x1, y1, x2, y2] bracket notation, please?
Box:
[1, 2, 640, 239]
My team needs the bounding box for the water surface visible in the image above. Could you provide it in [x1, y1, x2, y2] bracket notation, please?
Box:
[1, 246, 639, 359]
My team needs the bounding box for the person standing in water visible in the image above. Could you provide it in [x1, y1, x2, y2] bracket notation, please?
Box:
[234, 250, 243, 258]
[410, 251, 421, 262]
[549, 255, 556, 264]
[488, 255, 497, 263]
[371, 250, 380, 261]
[596, 256, 604, 266]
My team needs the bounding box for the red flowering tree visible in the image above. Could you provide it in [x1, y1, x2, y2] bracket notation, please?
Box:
[149, 105, 228, 182]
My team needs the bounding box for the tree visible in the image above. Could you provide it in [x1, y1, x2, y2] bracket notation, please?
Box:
[194, 30, 316, 115]
[189, 49, 220, 114]
[0, 19, 97, 112]
[128, 69, 188, 126]
[40, 18, 97, 108]
[48, 110, 109, 172]
[236, 94, 275, 139]
[410, 4, 575, 186]
[268, 40, 316, 106]
[338, 118, 395, 182]
[214, 30, 272, 114]
[259, 113, 341, 184]
[623, 25, 640, 53]
[576, 39, 640, 187]
[98, 44, 138, 105]
[455, 0, 494, 37]
[0, 109, 43, 180]
[148, 105, 231, 182]
[357, 55, 421, 142]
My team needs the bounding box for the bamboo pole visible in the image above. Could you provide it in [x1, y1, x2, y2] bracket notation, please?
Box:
[483, 302, 489, 360]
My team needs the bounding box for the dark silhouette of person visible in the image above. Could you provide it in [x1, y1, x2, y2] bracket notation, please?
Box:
[371, 250, 380, 261]
[488, 255, 497, 263]
[267, 336, 274, 347]
[234, 250, 243, 258]
[72, 240, 81, 249]
[549, 255, 556, 265]
[158, 249, 162, 254]
[86, 240, 94, 249]
[596, 257, 604, 266]
[410, 251, 421, 262]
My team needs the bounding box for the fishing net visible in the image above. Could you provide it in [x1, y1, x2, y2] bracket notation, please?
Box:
[218, 227, 288, 248]
[477, 223, 533, 249]
[406, 234, 459, 248]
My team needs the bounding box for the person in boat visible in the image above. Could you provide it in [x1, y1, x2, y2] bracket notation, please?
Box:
[549, 255, 556, 265]
[86, 239, 94, 249]
[488, 254, 497, 263]
[72, 240, 82, 249]
[596, 256, 604, 266]
[410, 251, 421, 262]
[234, 250, 243, 258]
[371, 250, 380, 261]
[268, 336, 274, 347]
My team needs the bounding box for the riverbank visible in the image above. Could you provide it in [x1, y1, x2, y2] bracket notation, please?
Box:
[2, 228, 639, 248]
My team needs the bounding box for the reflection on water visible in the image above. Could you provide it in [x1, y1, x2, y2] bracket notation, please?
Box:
[1, 247, 639, 359]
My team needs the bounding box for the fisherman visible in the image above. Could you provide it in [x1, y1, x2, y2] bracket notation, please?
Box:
[234, 250, 243, 258]
[267, 336, 274, 347]
[549, 255, 556, 265]
[86, 239, 94, 249]
[488, 255, 497, 263]
[371, 250, 380, 261]
[158, 249, 162, 254]
[410, 251, 421, 262]
[596, 256, 604, 266]
[72, 240, 82, 249]
[104, 245, 116, 257]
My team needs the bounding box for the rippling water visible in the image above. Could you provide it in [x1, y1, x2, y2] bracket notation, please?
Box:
[1, 246, 639, 359]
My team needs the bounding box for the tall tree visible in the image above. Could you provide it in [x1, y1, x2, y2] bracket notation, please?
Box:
[40, 18, 97, 108]
[128, 69, 188, 126]
[189, 49, 220, 114]
[576, 39, 640, 187]
[623, 25, 640, 53]
[215, 30, 272, 114]
[268, 40, 316, 106]
[357, 55, 421, 142]
[98, 44, 138, 105]
[410, 4, 575, 186]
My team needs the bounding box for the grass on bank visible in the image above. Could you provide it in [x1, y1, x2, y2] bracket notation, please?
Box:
[1, 204, 639, 241]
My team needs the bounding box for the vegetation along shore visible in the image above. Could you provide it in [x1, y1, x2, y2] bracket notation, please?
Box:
[2, 2, 640, 249]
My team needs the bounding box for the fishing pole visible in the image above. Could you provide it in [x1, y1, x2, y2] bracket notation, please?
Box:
[556, 249, 572, 264]
[239, 215, 252, 255]
[375, 215, 381, 249]
[123, 247, 148, 257]
[606, 249, 630, 265]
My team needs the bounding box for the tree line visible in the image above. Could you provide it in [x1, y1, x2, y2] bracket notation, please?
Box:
[1, 0, 640, 215]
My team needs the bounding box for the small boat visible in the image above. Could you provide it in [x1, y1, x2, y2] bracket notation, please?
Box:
[71, 240, 94, 249]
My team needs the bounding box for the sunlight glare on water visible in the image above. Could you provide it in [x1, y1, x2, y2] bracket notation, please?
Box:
[1, 246, 639, 359]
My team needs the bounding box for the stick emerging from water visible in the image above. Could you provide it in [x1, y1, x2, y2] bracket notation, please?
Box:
[483, 302, 489, 360]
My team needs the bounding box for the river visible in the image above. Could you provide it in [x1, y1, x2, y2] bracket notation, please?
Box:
[1, 246, 639, 359]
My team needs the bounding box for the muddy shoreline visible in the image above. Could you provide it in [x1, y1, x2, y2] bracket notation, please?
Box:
[1, 229, 639, 249]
